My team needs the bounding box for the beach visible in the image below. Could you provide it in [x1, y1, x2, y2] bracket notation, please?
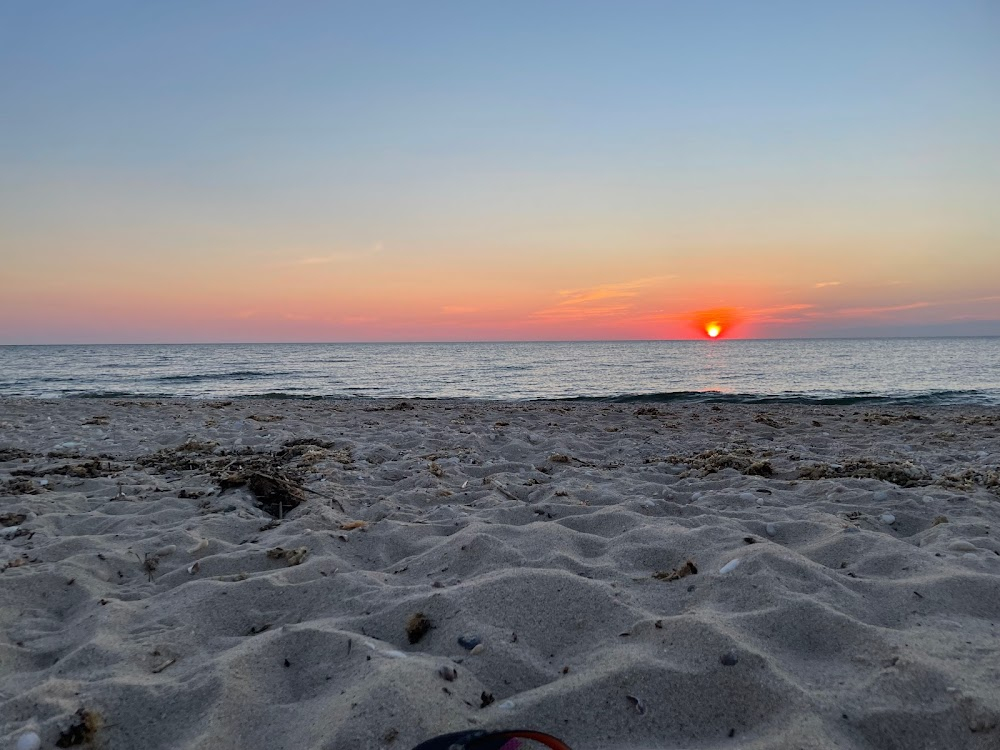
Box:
[1, 397, 998, 750]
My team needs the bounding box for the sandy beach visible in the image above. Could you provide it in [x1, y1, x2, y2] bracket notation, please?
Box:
[1, 397, 998, 749]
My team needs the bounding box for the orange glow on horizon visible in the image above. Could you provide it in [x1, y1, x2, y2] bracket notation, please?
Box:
[693, 308, 740, 339]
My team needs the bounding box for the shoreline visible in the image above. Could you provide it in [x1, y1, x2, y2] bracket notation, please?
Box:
[2, 398, 999, 749]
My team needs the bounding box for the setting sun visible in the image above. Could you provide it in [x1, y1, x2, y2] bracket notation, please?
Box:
[706, 323, 722, 338]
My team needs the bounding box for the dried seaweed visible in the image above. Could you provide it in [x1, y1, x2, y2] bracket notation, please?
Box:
[406, 612, 432, 644]
[653, 560, 698, 581]
[798, 459, 930, 487]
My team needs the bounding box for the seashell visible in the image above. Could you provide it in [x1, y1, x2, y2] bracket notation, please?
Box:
[719, 558, 741, 574]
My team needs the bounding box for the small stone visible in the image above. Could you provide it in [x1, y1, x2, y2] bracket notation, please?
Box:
[498, 700, 516, 710]
[880, 514, 896, 525]
[873, 490, 889, 502]
[470, 644, 485, 655]
[739, 493, 756, 502]
[16, 732, 41, 750]
[949, 540, 977, 552]
[720, 651, 739, 666]
[457, 634, 481, 650]
[765, 522, 778, 537]
[438, 665, 457, 681]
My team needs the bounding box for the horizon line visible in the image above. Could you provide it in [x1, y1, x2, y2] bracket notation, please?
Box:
[3, 334, 1000, 347]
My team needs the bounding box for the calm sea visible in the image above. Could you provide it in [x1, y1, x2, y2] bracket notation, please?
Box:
[0, 339, 998, 405]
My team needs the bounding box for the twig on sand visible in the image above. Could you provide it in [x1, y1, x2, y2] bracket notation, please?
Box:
[490, 481, 520, 503]
[152, 658, 176, 674]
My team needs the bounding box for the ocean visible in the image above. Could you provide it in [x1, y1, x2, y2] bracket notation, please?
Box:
[0, 339, 998, 405]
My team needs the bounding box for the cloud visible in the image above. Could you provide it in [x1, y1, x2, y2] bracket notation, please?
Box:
[533, 276, 674, 321]
[293, 243, 383, 266]
[814, 281, 841, 288]
[555, 276, 671, 307]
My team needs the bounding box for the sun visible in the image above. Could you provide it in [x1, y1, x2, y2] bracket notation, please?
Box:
[705, 322, 722, 338]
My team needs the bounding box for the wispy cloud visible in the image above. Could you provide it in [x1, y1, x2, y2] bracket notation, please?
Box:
[293, 242, 383, 266]
[533, 276, 673, 321]
[555, 276, 670, 307]
[814, 281, 841, 288]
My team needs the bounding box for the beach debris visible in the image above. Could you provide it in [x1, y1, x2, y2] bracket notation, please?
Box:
[549, 454, 571, 464]
[407, 613, 432, 644]
[2, 477, 45, 495]
[340, 520, 368, 531]
[187, 561, 200, 575]
[666, 448, 772, 477]
[457, 634, 482, 650]
[151, 657, 176, 674]
[0, 448, 33, 461]
[438, 665, 457, 681]
[626, 694, 647, 715]
[753, 413, 784, 428]
[743, 536, 757, 545]
[55, 708, 102, 748]
[0, 512, 27, 527]
[266, 547, 308, 566]
[634, 406, 660, 416]
[653, 560, 698, 582]
[932, 515, 949, 526]
[798, 458, 930, 486]
[242, 472, 306, 518]
[719, 559, 741, 574]
[132, 551, 160, 581]
[880, 513, 896, 525]
[720, 651, 739, 666]
[498, 700, 516, 711]
[480, 691, 495, 708]
[936, 467, 1000, 494]
[16, 732, 41, 750]
[428, 462, 445, 477]
[765, 522, 778, 536]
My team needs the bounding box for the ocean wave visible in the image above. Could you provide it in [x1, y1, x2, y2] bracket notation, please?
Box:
[155, 371, 284, 383]
[559, 389, 1000, 406]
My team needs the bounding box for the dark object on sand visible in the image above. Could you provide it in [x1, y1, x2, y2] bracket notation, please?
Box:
[406, 612, 432, 644]
[411, 729, 571, 750]
[653, 559, 698, 581]
[219, 469, 305, 518]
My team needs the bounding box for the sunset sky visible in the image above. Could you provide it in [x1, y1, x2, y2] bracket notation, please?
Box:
[2, 1, 998, 343]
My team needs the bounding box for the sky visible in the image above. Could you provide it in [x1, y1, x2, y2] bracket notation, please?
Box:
[1, 0, 998, 343]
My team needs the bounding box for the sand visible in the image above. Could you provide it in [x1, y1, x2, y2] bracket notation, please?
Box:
[1, 397, 999, 750]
